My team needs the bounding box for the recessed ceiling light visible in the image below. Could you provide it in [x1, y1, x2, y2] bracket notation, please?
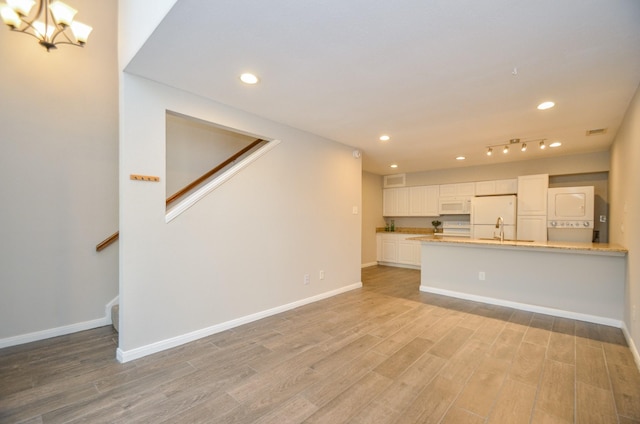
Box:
[456, 156, 465, 161]
[537, 101, 555, 110]
[240, 73, 259, 84]
[379, 135, 390, 141]
[549, 141, 562, 148]
[390, 164, 398, 169]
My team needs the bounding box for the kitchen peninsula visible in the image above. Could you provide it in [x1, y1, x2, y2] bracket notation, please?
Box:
[411, 236, 627, 326]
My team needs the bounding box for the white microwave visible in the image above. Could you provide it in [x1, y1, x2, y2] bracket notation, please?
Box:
[438, 196, 472, 215]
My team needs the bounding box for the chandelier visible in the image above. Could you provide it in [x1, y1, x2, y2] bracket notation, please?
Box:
[0, 0, 92, 51]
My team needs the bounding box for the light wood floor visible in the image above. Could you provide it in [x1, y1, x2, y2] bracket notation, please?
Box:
[2, 265, 640, 423]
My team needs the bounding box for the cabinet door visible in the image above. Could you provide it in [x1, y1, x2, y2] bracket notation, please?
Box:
[409, 186, 439, 216]
[383, 188, 409, 216]
[383, 189, 397, 216]
[396, 187, 409, 216]
[457, 182, 476, 196]
[381, 235, 398, 262]
[423, 185, 439, 216]
[517, 216, 548, 242]
[409, 186, 426, 216]
[495, 179, 517, 194]
[439, 183, 457, 197]
[397, 236, 421, 265]
[517, 174, 549, 216]
[475, 180, 496, 196]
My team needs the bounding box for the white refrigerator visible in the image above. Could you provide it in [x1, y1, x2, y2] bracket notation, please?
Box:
[471, 195, 517, 240]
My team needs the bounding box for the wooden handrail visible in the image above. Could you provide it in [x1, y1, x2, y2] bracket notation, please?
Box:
[165, 138, 266, 206]
[96, 138, 267, 252]
[96, 231, 119, 252]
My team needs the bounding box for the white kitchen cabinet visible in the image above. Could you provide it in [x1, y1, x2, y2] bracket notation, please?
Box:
[383, 187, 409, 216]
[409, 185, 439, 216]
[475, 179, 518, 196]
[517, 215, 548, 242]
[397, 238, 420, 265]
[517, 174, 548, 215]
[439, 182, 475, 197]
[376, 233, 422, 267]
[380, 234, 398, 262]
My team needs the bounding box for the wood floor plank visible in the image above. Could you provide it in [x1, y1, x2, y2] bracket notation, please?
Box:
[508, 341, 546, 386]
[576, 343, 610, 390]
[547, 331, 575, 365]
[487, 378, 537, 423]
[441, 407, 486, 424]
[608, 362, 640, 420]
[576, 381, 617, 424]
[395, 375, 463, 424]
[374, 337, 433, 379]
[453, 356, 509, 418]
[302, 371, 393, 424]
[534, 359, 575, 422]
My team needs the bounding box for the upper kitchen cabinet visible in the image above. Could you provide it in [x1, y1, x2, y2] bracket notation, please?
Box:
[408, 185, 439, 216]
[383, 187, 409, 216]
[384, 185, 439, 217]
[439, 182, 475, 197]
[475, 179, 518, 196]
[517, 174, 549, 215]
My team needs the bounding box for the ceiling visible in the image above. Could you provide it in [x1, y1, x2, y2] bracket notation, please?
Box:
[125, 0, 640, 175]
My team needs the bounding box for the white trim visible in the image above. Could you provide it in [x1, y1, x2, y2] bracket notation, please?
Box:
[377, 261, 421, 270]
[165, 139, 281, 222]
[622, 322, 640, 373]
[117, 282, 363, 363]
[0, 316, 110, 349]
[419, 285, 623, 328]
[361, 262, 378, 268]
[105, 296, 119, 325]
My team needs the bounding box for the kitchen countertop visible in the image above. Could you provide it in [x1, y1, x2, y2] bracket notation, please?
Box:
[376, 227, 434, 235]
[409, 235, 628, 256]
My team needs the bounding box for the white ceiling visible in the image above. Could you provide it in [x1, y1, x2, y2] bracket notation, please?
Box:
[125, 0, 640, 175]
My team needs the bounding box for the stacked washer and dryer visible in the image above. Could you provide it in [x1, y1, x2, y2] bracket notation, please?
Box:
[547, 186, 595, 243]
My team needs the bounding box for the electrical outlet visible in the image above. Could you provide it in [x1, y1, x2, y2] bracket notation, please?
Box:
[319, 270, 325, 280]
[479, 271, 486, 281]
[304, 274, 310, 285]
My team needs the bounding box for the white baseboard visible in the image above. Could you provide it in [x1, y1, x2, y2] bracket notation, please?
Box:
[0, 296, 120, 349]
[419, 285, 623, 329]
[361, 262, 378, 268]
[117, 282, 363, 363]
[621, 322, 640, 373]
[378, 262, 421, 270]
[0, 316, 111, 349]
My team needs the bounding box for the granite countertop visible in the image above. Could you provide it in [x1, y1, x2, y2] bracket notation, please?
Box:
[376, 227, 435, 235]
[408, 235, 628, 256]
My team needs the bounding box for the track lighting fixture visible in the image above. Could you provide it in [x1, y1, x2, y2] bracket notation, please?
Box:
[484, 138, 556, 157]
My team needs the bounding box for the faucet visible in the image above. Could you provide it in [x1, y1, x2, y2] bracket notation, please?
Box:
[495, 216, 504, 242]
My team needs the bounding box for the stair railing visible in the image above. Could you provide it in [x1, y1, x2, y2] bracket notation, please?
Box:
[96, 138, 267, 252]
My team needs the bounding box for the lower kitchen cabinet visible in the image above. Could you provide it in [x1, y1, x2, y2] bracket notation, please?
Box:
[376, 233, 422, 268]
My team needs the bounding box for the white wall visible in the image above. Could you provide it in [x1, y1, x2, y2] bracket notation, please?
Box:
[610, 82, 640, 361]
[165, 113, 257, 195]
[119, 74, 362, 358]
[362, 172, 384, 266]
[404, 151, 610, 186]
[0, 0, 119, 344]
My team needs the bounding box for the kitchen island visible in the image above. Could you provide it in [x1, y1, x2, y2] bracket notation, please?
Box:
[410, 236, 627, 326]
